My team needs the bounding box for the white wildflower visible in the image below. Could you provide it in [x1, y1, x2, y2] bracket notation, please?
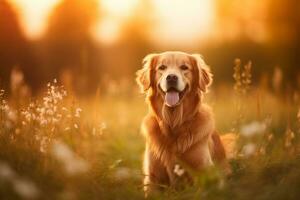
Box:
[75, 108, 82, 118]
[24, 112, 32, 122]
[13, 178, 40, 199]
[74, 124, 78, 129]
[0, 161, 16, 180]
[2, 104, 9, 112]
[39, 137, 48, 153]
[52, 141, 74, 161]
[242, 143, 256, 157]
[35, 135, 41, 141]
[7, 110, 17, 122]
[114, 167, 131, 181]
[51, 141, 89, 175]
[174, 164, 185, 177]
[53, 106, 57, 112]
[62, 90, 67, 96]
[43, 96, 50, 102]
[37, 107, 45, 114]
[0, 162, 39, 199]
[46, 109, 54, 116]
[100, 122, 107, 130]
[240, 121, 266, 138]
[64, 158, 89, 175]
[52, 118, 59, 123]
[40, 119, 47, 126]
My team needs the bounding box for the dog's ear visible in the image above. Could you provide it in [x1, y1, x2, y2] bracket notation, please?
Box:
[136, 53, 158, 93]
[190, 54, 213, 93]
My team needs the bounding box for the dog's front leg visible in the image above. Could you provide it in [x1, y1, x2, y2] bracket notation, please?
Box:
[143, 144, 170, 196]
[181, 140, 214, 171]
[165, 159, 177, 187]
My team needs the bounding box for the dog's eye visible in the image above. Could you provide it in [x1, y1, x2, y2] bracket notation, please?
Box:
[158, 65, 167, 70]
[180, 65, 189, 70]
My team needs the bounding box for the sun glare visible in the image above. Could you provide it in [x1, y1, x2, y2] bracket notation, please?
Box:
[151, 0, 215, 46]
[93, 18, 121, 45]
[96, 0, 139, 44]
[9, 0, 62, 39]
[8, 0, 215, 45]
[101, 0, 139, 18]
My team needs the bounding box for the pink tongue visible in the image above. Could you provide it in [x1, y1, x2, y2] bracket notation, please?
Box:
[165, 91, 179, 107]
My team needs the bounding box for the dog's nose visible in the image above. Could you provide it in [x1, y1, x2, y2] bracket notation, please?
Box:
[166, 74, 178, 88]
[166, 74, 178, 82]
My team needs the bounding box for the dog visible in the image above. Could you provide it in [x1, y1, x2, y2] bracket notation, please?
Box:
[136, 51, 234, 195]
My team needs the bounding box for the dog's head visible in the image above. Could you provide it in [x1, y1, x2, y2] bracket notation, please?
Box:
[136, 51, 212, 107]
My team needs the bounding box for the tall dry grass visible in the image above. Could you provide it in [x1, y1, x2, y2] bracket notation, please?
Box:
[0, 62, 300, 199]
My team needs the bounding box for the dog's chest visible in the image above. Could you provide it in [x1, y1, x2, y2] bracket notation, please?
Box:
[167, 128, 195, 154]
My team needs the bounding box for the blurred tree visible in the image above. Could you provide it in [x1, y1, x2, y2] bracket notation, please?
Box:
[0, 0, 38, 92]
[42, 0, 100, 95]
[215, 0, 269, 43]
[267, 0, 300, 44]
[266, 0, 300, 88]
[107, 0, 155, 81]
[208, 0, 300, 88]
[203, 0, 270, 86]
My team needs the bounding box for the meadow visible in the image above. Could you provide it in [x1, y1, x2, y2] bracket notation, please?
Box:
[1, 61, 300, 200]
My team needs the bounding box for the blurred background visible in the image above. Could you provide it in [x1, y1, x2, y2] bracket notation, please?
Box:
[1, 0, 300, 95]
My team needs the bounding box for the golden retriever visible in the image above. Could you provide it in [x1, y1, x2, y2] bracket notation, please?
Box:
[136, 51, 232, 195]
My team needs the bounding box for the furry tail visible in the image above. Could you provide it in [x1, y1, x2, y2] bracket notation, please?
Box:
[220, 133, 238, 159]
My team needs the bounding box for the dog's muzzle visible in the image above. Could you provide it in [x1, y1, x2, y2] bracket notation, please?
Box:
[166, 74, 178, 90]
[165, 74, 180, 107]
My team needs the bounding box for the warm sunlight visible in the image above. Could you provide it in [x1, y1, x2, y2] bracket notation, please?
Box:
[9, 0, 61, 39]
[96, 0, 139, 44]
[9, 0, 215, 45]
[151, 0, 215, 46]
[101, 0, 139, 18]
[99, 0, 216, 45]
[93, 18, 121, 45]
[93, 0, 139, 45]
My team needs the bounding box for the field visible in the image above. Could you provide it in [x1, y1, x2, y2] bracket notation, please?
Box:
[1, 63, 300, 200]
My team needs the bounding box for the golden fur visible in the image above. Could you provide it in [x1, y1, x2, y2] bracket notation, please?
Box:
[136, 51, 230, 195]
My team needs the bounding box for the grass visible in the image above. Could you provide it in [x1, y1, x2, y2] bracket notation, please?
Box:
[0, 64, 300, 200]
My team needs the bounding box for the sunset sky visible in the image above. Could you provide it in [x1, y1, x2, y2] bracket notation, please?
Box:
[8, 0, 215, 45]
